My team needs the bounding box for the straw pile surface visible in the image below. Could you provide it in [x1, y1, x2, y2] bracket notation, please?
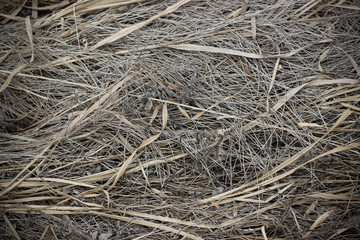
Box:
[0, 0, 359, 239]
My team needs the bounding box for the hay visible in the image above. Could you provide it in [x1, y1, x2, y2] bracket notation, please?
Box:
[0, 0, 359, 239]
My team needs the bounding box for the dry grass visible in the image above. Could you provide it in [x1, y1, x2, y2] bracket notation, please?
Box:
[0, 0, 359, 239]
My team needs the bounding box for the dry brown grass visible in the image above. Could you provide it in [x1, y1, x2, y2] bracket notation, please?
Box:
[0, 0, 359, 239]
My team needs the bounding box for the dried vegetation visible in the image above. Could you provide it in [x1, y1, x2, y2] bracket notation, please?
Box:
[0, 0, 359, 239]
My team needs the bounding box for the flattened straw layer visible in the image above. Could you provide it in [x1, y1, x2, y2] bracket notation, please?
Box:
[0, 0, 360, 239]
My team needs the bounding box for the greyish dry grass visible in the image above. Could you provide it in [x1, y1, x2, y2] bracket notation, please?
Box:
[0, 0, 359, 239]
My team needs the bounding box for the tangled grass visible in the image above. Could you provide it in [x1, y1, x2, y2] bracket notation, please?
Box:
[0, 0, 359, 239]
